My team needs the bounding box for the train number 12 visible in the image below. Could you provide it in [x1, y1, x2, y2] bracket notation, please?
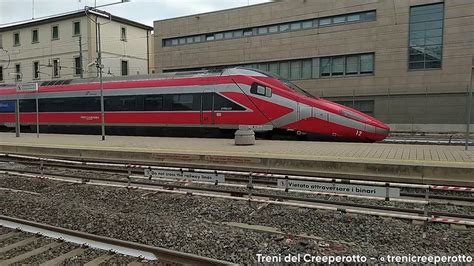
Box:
[356, 130, 363, 136]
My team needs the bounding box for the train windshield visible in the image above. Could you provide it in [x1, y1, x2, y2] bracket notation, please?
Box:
[235, 67, 316, 99]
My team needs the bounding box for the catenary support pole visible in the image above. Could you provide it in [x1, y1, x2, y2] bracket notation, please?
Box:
[98, 23, 105, 141]
[36, 84, 39, 138]
[15, 89, 20, 138]
[79, 36, 83, 79]
[466, 59, 474, 151]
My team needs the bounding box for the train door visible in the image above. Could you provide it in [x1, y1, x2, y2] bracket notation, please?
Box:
[201, 91, 214, 125]
[298, 102, 312, 121]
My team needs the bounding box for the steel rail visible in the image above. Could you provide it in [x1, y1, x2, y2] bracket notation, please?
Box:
[2, 170, 474, 226]
[1, 153, 473, 192]
[0, 215, 234, 266]
[3, 160, 473, 202]
[0, 167, 428, 205]
[400, 192, 474, 202]
[1, 157, 473, 205]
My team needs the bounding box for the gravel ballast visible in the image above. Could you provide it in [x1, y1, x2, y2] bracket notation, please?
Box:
[0, 174, 473, 264]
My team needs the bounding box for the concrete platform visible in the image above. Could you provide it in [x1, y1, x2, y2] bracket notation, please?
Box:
[0, 133, 473, 187]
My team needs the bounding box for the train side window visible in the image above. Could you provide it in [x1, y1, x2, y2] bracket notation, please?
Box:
[251, 83, 272, 98]
[37, 97, 99, 112]
[105, 96, 137, 112]
[214, 93, 245, 111]
[42, 98, 65, 112]
[144, 95, 163, 111]
[172, 94, 193, 111]
[0, 101, 15, 113]
[84, 97, 100, 112]
[202, 93, 213, 111]
[19, 99, 36, 113]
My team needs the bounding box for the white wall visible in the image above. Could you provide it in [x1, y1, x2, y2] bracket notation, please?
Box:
[0, 15, 150, 83]
[97, 20, 150, 77]
[0, 17, 89, 83]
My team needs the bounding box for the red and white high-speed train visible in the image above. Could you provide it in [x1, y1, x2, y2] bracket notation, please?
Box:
[0, 68, 389, 142]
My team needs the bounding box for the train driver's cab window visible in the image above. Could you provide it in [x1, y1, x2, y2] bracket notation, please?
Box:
[251, 83, 272, 97]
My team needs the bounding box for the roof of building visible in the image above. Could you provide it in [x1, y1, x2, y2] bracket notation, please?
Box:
[154, 0, 280, 23]
[0, 9, 153, 32]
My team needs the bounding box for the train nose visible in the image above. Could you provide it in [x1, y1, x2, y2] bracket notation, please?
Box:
[371, 119, 390, 141]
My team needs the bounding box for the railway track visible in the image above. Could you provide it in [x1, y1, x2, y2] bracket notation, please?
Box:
[0, 164, 474, 226]
[1, 153, 472, 203]
[1, 155, 473, 264]
[0, 216, 232, 265]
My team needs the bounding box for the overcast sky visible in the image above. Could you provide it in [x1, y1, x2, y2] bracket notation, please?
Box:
[0, 0, 272, 27]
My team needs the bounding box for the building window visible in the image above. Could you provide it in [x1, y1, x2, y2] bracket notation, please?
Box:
[360, 54, 375, 74]
[163, 10, 377, 47]
[224, 31, 234, 39]
[320, 53, 374, 77]
[15, 64, 21, 81]
[73, 21, 81, 36]
[279, 62, 290, 79]
[347, 14, 361, 22]
[320, 58, 331, 77]
[214, 33, 223, 40]
[302, 20, 313, 29]
[164, 53, 374, 80]
[33, 61, 40, 79]
[32, 29, 39, 43]
[120, 26, 127, 41]
[52, 25, 59, 40]
[74, 56, 82, 76]
[290, 61, 302, 80]
[52, 59, 60, 78]
[319, 18, 331, 26]
[332, 16, 346, 24]
[335, 100, 375, 116]
[121, 60, 128, 76]
[0, 66, 3, 82]
[257, 27, 268, 35]
[409, 3, 444, 70]
[13, 32, 20, 46]
[345, 55, 359, 75]
[331, 57, 345, 76]
[290, 22, 301, 30]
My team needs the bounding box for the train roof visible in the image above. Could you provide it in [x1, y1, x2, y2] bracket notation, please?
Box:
[0, 68, 269, 89]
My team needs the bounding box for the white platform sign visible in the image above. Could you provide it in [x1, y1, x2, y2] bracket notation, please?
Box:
[145, 169, 225, 183]
[16, 83, 38, 91]
[277, 179, 400, 198]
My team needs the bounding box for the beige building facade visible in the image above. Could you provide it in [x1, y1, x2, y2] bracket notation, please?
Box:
[154, 0, 474, 133]
[0, 10, 153, 84]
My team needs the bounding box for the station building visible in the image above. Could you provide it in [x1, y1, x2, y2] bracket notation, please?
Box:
[153, 0, 474, 133]
[0, 10, 153, 84]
